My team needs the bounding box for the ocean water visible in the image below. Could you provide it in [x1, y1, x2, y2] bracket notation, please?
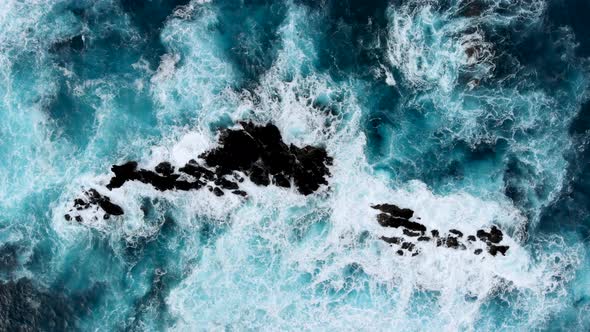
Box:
[0, 0, 589, 330]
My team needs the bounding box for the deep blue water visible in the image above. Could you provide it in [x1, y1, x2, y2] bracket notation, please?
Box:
[1, 0, 589, 330]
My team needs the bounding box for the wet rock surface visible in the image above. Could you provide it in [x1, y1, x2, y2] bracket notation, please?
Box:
[65, 189, 124, 223]
[67, 123, 332, 221]
[372, 204, 510, 257]
[201, 122, 332, 195]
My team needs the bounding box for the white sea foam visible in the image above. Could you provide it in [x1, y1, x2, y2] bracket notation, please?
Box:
[42, 0, 587, 330]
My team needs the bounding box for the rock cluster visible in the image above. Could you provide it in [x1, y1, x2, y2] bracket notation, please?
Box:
[372, 204, 510, 257]
[202, 122, 332, 195]
[66, 122, 332, 221]
[64, 189, 124, 222]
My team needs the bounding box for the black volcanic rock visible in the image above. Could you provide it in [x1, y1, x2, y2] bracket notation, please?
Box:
[445, 236, 460, 249]
[105, 123, 331, 196]
[155, 162, 174, 176]
[449, 229, 463, 237]
[232, 190, 248, 197]
[488, 245, 509, 256]
[372, 203, 510, 257]
[403, 229, 421, 237]
[380, 236, 402, 244]
[67, 123, 332, 220]
[371, 204, 414, 219]
[67, 189, 124, 221]
[476, 226, 503, 244]
[200, 122, 332, 195]
[86, 189, 124, 216]
[375, 213, 426, 233]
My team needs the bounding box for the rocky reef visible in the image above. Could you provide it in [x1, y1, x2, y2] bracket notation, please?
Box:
[66, 122, 332, 221]
[373, 204, 510, 257]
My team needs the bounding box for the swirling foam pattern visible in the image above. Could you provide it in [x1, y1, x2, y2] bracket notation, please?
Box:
[0, 0, 589, 330]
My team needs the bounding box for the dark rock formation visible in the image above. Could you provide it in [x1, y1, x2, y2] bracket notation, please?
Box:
[66, 189, 124, 222]
[488, 245, 509, 256]
[103, 123, 331, 196]
[380, 236, 402, 245]
[403, 229, 421, 237]
[371, 204, 414, 219]
[66, 123, 333, 221]
[201, 122, 332, 195]
[372, 203, 510, 257]
[155, 162, 174, 176]
[449, 229, 463, 237]
[375, 212, 426, 233]
[476, 226, 503, 244]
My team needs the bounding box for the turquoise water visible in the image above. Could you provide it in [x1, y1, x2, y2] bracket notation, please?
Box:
[0, 0, 589, 330]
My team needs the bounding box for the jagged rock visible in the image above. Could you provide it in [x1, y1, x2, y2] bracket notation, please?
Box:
[380, 236, 402, 244]
[401, 242, 415, 251]
[272, 173, 291, 188]
[86, 122, 331, 219]
[371, 204, 414, 219]
[476, 226, 503, 244]
[373, 203, 510, 257]
[213, 187, 224, 197]
[66, 189, 124, 221]
[155, 162, 174, 176]
[86, 189, 123, 216]
[214, 177, 239, 190]
[488, 245, 509, 256]
[179, 162, 214, 181]
[201, 122, 332, 195]
[445, 236, 460, 249]
[449, 229, 463, 237]
[375, 213, 426, 233]
[403, 229, 421, 237]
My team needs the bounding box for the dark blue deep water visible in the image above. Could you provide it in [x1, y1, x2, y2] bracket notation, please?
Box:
[1, 0, 589, 330]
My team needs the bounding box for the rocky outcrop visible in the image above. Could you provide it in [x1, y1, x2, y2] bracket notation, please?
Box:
[65, 189, 124, 222]
[201, 122, 332, 195]
[372, 204, 510, 257]
[66, 122, 332, 222]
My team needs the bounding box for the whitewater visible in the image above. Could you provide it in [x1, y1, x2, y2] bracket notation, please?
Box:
[0, 0, 589, 331]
